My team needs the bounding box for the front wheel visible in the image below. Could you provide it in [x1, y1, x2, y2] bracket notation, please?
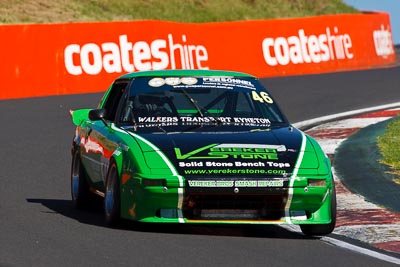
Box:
[71, 149, 90, 209]
[300, 187, 337, 236]
[104, 161, 121, 227]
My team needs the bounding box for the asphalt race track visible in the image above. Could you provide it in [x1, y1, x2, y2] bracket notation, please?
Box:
[1, 66, 399, 267]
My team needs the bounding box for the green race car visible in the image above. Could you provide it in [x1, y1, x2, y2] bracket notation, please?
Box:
[70, 69, 336, 236]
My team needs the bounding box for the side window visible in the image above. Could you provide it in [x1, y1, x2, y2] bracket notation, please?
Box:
[102, 81, 128, 121]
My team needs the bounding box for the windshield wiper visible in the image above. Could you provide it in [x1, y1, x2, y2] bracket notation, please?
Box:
[181, 89, 204, 117]
[180, 89, 222, 125]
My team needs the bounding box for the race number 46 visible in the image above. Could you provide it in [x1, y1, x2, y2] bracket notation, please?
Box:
[252, 91, 273, 104]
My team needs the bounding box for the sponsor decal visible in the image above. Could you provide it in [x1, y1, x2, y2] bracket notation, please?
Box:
[191, 77, 256, 91]
[373, 24, 394, 58]
[146, 77, 273, 107]
[187, 179, 284, 188]
[148, 77, 166, 87]
[175, 144, 292, 177]
[202, 77, 254, 88]
[64, 34, 209, 75]
[262, 27, 353, 66]
[182, 167, 288, 176]
[134, 116, 271, 127]
[181, 77, 198, 85]
[179, 161, 289, 168]
[148, 77, 199, 87]
[147, 76, 256, 91]
[174, 143, 285, 160]
[165, 77, 182, 86]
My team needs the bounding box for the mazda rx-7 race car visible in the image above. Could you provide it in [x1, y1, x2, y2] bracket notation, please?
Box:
[70, 69, 336, 236]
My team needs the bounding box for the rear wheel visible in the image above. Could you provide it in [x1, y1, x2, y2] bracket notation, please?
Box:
[71, 149, 90, 209]
[300, 187, 337, 236]
[104, 161, 121, 227]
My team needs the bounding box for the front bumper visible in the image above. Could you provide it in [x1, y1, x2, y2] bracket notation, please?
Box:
[120, 177, 334, 225]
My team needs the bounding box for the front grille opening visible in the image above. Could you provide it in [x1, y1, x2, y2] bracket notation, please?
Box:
[183, 194, 286, 220]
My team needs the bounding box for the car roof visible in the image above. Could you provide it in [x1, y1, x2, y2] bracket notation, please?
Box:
[117, 69, 255, 80]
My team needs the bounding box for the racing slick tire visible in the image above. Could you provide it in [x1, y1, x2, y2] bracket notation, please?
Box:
[104, 161, 121, 227]
[300, 187, 337, 236]
[71, 149, 90, 209]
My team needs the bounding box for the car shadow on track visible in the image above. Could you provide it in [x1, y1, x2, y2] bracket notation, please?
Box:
[27, 197, 105, 227]
[26, 197, 317, 240]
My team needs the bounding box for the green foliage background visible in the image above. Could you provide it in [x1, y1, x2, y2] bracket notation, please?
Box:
[0, 0, 356, 24]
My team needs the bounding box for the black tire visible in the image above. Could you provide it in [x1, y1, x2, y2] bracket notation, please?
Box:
[71, 149, 90, 209]
[104, 161, 121, 227]
[300, 186, 337, 236]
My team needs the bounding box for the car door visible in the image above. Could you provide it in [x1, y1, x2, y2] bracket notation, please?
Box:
[80, 80, 129, 191]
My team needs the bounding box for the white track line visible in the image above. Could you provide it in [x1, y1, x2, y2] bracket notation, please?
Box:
[293, 102, 400, 130]
[321, 237, 400, 265]
[280, 225, 400, 264]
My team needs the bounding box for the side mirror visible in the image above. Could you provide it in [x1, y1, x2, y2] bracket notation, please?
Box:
[89, 109, 106, 121]
[89, 109, 109, 127]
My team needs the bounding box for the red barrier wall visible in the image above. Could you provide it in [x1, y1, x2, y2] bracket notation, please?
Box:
[0, 12, 395, 100]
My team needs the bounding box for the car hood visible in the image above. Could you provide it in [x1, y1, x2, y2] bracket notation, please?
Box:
[129, 126, 318, 177]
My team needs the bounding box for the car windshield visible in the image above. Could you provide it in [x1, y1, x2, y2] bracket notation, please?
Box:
[119, 76, 288, 129]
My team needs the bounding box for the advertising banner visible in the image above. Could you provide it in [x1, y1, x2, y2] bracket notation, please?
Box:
[0, 12, 395, 99]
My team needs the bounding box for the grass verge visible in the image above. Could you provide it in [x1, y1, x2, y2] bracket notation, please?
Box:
[377, 117, 400, 184]
[0, 0, 357, 24]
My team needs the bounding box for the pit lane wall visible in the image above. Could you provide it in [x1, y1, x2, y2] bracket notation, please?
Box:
[0, 12, 395, 100]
